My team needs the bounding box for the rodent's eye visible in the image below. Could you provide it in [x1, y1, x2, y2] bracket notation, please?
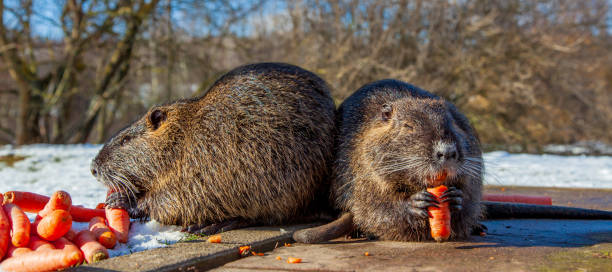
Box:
[149, 109, 167, 130]
[381, 104, 393, 121]
[120, 135, 132, 146]
[403, 123, 414, 130]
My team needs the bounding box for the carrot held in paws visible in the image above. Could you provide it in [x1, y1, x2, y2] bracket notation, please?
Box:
[36, 210, 72, 241]
[2, 204, 30, 247]
[105, 208, 130, 243]
[89, 217, 117, 249]
[74, 230, 109, 263]
[427, 185, 451, 242]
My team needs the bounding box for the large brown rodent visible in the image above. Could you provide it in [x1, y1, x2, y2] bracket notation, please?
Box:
[296, 79, 484, 242]
[293, 79, 612, 243]
[91, 63, 336, 233]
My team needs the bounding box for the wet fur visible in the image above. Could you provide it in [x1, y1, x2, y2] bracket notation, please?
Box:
[92, 63, 336, 227]
[333, 79, 483, 241]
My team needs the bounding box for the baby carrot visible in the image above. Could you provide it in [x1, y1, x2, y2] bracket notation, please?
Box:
[73, 230, 109, 263]
[207, 235, 221, 243]
[105, 208, 130, 243]
[287, 257, 302, 263]
[89, 217, 117, 249]
[71, 206, 106, 222]
[36, 210, 72, 241]
[0, 238, 83, 272]
[28, 236, 55, 251]
[238, 245, 250, 255]
[6, 245, 32, 257]
[427, 185, 451, 242]
[3, 204, 30, 247]
[2, 192, 48, 213]
[38, 191, 71, 217]
[0, 194, 10, 261]
[63, 228, 77, 241]
[3, 191, 105, 222]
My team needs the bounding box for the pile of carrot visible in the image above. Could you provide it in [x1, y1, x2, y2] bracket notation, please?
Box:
[0, 190, 131, 271]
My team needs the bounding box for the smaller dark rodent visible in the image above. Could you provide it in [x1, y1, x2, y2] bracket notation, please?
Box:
[293, 79, 612, 243]
[297, 79, 484, 242]
[91, 63, 336, 233]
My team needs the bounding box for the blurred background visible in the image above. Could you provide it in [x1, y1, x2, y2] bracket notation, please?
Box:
[0, 0, 610, 153]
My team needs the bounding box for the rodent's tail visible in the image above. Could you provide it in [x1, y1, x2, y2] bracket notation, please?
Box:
[483, 201, 612, 219]
[293, 213, 354, 243]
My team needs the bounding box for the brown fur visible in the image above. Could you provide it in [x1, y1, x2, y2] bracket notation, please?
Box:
[91, 63, 335, 227]
[332, 79, 483, 241]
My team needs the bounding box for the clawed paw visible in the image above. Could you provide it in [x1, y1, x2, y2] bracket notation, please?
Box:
[409, 190, 440, 218]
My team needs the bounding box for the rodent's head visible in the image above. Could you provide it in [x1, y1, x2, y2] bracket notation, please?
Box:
[356, 97, 476, 193]
[91, 102, 188, 202]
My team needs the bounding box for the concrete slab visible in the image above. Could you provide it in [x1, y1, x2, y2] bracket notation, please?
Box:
[76, 224, 315, 272]
[217, 187, 612, 272]
[74, 186, 612, 271]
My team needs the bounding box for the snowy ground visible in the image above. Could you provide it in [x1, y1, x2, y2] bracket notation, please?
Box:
[0, 144, 611, 257]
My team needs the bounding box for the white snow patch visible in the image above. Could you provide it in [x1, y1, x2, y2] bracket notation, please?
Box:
[484, 151, 612, 188]
[0, 145, 611, 259]
[0, 144, 186, 258]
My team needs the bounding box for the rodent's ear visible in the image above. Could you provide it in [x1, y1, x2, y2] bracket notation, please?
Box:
[149, 109, 166, 130]
[381, 104, 393, 121]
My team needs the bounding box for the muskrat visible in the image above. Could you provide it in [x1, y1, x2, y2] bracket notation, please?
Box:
[91, 63, 336, 234]
[293, 79, 612, 243]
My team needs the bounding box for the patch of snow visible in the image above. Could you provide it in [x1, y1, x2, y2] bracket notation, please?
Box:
[0, 144, 186, 258]
[1, 145, 611, 259]
[484, 151, 612, 188]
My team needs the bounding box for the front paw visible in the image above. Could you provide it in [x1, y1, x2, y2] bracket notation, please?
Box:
[105, 192, 131, 210]
[441, 186, 463, 212]
[409, 190, 440, 218]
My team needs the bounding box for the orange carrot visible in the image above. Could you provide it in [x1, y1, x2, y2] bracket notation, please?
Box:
[2, 204, 30, 247]
[71, 206, 106, 222]
[105, 208, 130, 243]
[238, 245, 250, 255]
[0, 238, 83, 272]
[63, 228, 77, 241]
[3, 191, 105, 222]
[251, 252, 264, 256]
[38, 191, 71, 218]
[2, 192, 48, 213]
[482, 194, 552, 206]
[287, 257, 302, 263]
[36, 210, 72, 241]
[0, 194, 9, 261]
[427, 185, 451, 242]
[89, 217, 117, 249]
[207, 235, 221, 243]
[28, 236, 55, 251]
[73, 230, 109, 263]
[7, 245, 32, 257]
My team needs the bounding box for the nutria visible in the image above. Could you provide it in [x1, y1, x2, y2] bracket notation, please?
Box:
[91, 63, 335, 233]
[293, 79, 612, 243]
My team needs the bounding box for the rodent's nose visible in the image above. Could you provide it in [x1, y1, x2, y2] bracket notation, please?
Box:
[433, 141, 458, 163]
